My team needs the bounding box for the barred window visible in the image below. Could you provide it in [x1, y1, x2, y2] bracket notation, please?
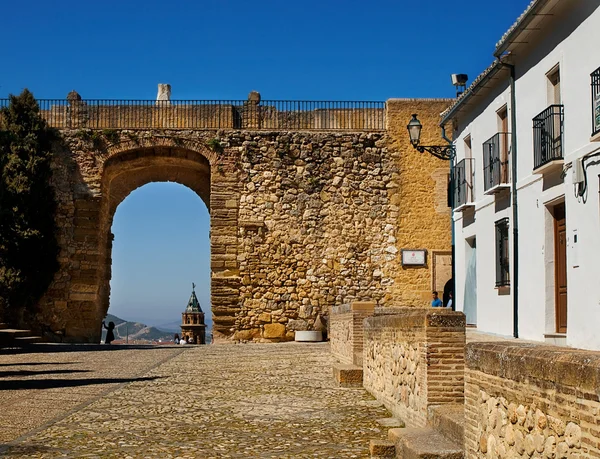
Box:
[592, 66, 600, 136]
[495, 218, 510, 287]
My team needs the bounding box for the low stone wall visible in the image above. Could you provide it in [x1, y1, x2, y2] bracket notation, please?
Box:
[465, 342, 600, 458]
[363, 307, 465, 428]
[330, 302, 375, 365]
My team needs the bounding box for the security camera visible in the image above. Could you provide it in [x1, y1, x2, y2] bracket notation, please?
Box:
[451, 74, 469, 86]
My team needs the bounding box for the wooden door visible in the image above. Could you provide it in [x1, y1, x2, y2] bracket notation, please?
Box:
[554, 203, 567, 333]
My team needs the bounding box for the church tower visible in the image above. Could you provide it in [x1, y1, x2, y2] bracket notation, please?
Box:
[180, 284, 206, 344]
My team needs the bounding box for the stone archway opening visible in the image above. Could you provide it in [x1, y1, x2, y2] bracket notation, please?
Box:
[107, 181, 211, 340]
[97, 146, 213, 340]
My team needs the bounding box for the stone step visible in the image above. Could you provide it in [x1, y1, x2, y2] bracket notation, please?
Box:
[429, 404, 465, 445]
[0, 328, 33, 338]
[370, 439, 396, 458]
[332, 363, 363, 387]
[389, 427, 463, 459]
[0, 329, 40, 347]
[14, 336, 43, 345]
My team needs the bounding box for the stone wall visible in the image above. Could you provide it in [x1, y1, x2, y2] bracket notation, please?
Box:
[363, 308, 465, 427]
[465, 342, 600, 458]
[385, 99, 452, 307]
[31, 98, 452, 343]
[330, 302, 375, 365]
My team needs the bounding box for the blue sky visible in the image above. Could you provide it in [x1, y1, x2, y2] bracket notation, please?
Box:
[3, 0, 531, 327]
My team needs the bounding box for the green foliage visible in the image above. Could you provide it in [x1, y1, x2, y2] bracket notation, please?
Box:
[0, 89, 59, 318]
[90, 130, 104, 149]
[102, 129, 120, 145]
[74, 129, 91, 141]
[206, 137, 223, 154]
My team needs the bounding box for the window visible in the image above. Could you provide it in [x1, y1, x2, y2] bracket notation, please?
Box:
[591, 66, 600, 136]
[495, 218, 510, 287]
[464, 135, 472, 159]
[547, 66, 561, 105]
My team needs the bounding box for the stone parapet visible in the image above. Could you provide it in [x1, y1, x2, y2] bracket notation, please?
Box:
[330, 301, 376, 365]
[363, 307, 465, 428]
[465, 341, 600, 458]
[332, 364, 364, 388]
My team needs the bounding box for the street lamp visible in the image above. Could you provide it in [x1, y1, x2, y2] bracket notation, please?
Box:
[407, 113, 456, 309]
[406, 114, 455, 161]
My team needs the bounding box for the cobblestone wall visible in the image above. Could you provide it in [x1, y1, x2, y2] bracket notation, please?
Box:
[363, 308, 465, 427]
[32, 98, 452, 343]
[465, 342, 600, 458]
[330, 302, 375, 365]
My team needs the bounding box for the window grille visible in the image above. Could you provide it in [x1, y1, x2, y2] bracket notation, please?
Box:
[591, 67, 600, 136]
[495, 218, 510, 287]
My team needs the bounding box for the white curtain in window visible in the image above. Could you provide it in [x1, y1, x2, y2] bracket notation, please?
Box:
[464, 247, 477, 325]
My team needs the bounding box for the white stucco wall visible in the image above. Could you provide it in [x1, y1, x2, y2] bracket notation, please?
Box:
[450, 3, 600, 349]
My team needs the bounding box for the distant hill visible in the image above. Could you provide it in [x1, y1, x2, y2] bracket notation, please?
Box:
[102, 313, 174, 343]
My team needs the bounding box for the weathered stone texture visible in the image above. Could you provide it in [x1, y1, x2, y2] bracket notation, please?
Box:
[465, 342, 600, 458]
[385, 99, 452, 306]
[330, 301, 375, 365]
[363, 307, 465, 428]
[33, 98, 452, 343]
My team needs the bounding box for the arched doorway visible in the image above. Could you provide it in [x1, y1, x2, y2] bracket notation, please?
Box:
[73, 142, 242, 343]
[108, 182, 211, 341]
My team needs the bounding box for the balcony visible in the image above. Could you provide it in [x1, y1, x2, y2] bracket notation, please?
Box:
[453, 158, 475, 212]
[533, 105, 564, 173]
[483, 132, 511, 195]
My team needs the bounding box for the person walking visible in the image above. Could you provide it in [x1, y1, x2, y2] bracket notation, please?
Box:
[431, 291, 443, 307]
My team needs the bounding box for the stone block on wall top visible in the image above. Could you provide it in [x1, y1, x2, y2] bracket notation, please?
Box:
[156, 84, 171, 103]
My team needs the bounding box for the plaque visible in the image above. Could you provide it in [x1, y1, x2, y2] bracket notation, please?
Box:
[401, 249, 427, 266]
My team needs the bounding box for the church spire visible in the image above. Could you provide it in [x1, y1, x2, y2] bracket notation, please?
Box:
[186, 283, 202, 313]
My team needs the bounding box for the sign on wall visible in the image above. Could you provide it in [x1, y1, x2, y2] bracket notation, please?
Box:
[401, 249, 427, 266]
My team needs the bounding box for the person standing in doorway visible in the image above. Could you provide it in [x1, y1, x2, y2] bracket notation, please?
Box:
[431, 291, 443, 307]
[446, 292, 453, 309]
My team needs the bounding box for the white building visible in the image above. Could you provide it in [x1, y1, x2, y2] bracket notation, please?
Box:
[441, 0, 600, 350]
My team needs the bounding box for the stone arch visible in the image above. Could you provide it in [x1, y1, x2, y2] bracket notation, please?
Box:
[66, 137, 241, 343]
[104, 136, 220, 167]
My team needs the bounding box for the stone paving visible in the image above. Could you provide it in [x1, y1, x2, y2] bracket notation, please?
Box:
[0, 342, 391, 458]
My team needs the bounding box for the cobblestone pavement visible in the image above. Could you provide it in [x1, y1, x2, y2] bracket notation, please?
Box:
[0, 343, 390, 458]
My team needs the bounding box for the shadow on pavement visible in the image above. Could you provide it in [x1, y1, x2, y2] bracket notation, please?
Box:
[0, 375, 162, 391]
[0, 344, 178, 355]
[0, 362, 81, 367]
[0, 445, 57, 456]
[0, 369, 90, 378]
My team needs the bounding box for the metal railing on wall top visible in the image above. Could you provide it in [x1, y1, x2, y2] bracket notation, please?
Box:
[0, 98, 386, 131]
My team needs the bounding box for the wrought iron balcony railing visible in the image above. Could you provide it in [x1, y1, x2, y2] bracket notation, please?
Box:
[532, 104, 564, 170]
[0, 98, 386, 131]
[483, 132, 511, 193]
[591, 67, 600, 137]
[453, 158, 475, 211]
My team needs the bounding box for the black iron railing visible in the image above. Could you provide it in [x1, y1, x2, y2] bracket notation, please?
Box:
[0, 99, 386, 131]
[483, 132, 510, 192]
[532, 104, 564, 170]
[453, 158, 475, 210]
[495, 218, 510, 287]
[591, 67, 600, 137]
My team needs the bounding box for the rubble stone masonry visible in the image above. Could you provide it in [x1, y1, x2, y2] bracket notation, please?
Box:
[465, 342, 600, 458]
[330, 301, 376, 365]
[363, 307, 465, 428]
[34, 99, 451, 342]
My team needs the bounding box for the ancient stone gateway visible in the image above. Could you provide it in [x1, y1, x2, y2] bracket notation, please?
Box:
[33, 94, 452, 342]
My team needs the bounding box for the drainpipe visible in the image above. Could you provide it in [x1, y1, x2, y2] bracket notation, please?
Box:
[441, 125, 456, 309]
[502, 61, 519, 339]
